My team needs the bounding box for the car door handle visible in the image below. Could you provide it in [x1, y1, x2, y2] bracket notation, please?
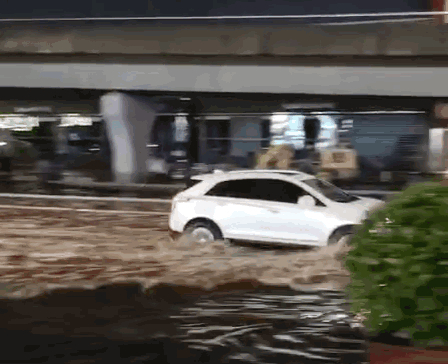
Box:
[268, 209, 279, 213]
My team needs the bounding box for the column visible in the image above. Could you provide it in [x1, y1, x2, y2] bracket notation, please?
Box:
[100, 92, 157, 184]
[51, 119, 69, 156]
[433, 101, 448, 179]
[443, 130, 448, 173]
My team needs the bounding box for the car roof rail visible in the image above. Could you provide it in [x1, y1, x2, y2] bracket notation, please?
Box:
[190, 168, 308, 182]
[226, 169, 302, 174]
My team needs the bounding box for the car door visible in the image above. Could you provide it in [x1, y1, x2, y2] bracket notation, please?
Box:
[204, 178, 275, 241]
[251, 179, 329, 245]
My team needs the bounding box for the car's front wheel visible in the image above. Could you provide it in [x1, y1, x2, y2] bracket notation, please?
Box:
[328, 226, 355, 246]
[184, 220, 223, 244]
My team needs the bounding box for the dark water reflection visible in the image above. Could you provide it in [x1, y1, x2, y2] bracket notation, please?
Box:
[0, 283, 369, 364]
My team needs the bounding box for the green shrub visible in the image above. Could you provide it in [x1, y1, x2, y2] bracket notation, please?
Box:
[346, 182, 448, 348]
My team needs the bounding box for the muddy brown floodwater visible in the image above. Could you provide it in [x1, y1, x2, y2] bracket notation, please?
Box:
[0, 208, 351, 297]
[0, 208, 369, 364]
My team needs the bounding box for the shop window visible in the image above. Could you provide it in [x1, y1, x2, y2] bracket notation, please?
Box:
[150, 116, 175, 158]
[205, 120, 231, 160]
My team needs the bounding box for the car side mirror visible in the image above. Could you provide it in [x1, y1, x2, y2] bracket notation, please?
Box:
[298, 195, 316, 208]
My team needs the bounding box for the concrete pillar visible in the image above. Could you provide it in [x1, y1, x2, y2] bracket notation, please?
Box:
[100, 92, 157, 184]
[433, 101, 448, 179]
[51, 120, 69, 155]
[443, 130, 448, 173]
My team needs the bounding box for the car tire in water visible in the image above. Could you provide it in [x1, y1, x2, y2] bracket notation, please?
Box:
[328, 226, 354, 246]
[184, 220, 223, 244]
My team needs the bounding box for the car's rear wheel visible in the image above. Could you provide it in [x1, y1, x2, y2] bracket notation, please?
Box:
[184, 220, 223, 244]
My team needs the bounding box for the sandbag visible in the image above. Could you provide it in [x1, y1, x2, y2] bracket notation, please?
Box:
[256, 144, 295, 170]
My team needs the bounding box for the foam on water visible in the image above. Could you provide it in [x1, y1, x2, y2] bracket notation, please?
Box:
[146, 234, 351, 291]
[0, 212, 352, 298]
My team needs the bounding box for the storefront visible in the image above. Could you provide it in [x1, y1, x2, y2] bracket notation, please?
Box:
[195, 114, 271, 167]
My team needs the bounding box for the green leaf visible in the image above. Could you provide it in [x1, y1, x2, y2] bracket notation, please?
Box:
[426, 338, 448, 347]
[409, 265, 422, 274]
[384, 258, 404, 265]
[417, 298, 439, 312]
[352, 257, 380, 265]
[412, 253, 434, 261]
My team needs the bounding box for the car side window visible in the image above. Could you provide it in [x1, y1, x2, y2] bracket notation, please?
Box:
[206, 178, 325, 206]
[246, 179, 303, 204]
[206, 179, 253, 199]
[251, 178, 325, 206]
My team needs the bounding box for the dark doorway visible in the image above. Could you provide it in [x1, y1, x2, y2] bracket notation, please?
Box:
[188, 120, 199, 163]
[304, 117, 321, 150]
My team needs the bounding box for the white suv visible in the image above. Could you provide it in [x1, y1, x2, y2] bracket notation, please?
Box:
[169, 170, 384, 247]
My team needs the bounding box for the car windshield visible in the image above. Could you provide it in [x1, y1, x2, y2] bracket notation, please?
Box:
[301, 178, 358, 203]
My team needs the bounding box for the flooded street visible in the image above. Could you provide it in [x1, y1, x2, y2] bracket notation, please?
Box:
[0, 208, 351, 297]
[0, 208, 367, 363]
